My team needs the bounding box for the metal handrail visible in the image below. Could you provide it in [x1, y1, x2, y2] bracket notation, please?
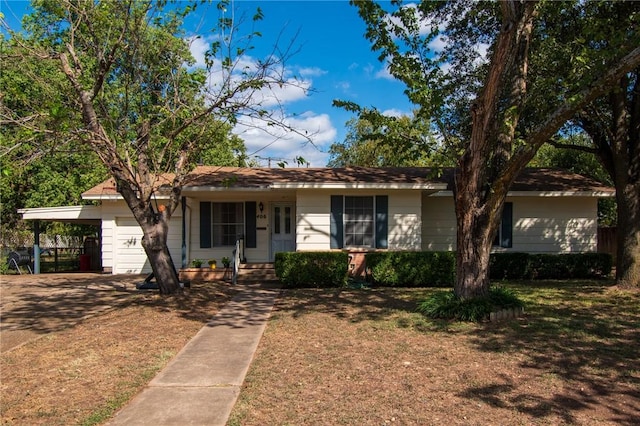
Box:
[232, 239, 240, 285]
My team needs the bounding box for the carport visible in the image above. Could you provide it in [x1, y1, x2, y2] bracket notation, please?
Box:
[17, 206, 102, 274]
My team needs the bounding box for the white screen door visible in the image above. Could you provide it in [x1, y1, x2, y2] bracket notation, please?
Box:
[271, 203, 295, 260]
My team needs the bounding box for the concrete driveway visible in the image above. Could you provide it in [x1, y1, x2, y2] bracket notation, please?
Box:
[0, 273, 147, 353]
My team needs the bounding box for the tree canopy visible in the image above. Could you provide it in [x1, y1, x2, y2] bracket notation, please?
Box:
[327, 114, 449, 167]
[1, 0, 306, 293]
[346, 0, 640, 296]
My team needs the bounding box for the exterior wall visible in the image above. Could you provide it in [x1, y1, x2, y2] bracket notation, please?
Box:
[100, 190, 600, 274]
[510, 196, 597, 253]
[421, 194, 457, 251]
[99, 201, 182, 274]
[296, 189, 422, 251]
[186, 191, 295, 264]
[421, 195, 599, 253]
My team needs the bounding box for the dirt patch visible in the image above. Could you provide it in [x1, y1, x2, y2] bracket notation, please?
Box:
[0, 273, 236, 425]
[230, 285, 640, 425]
[1, 273, 149, 352]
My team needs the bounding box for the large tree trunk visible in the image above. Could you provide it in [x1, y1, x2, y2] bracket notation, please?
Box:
[454, 195, 494, 299]
[139, 214, 181, 294]
[615, 181, 640, 286]
[581, 72, 640, 287]
[449, 1, 534, 300]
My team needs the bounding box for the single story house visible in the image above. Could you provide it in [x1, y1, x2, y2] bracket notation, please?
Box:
[19, 167, 614, 275]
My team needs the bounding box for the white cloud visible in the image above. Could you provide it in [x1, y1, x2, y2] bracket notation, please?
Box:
[185, 35, 334, 166]
[374, 64, 395, 81]
[187, 35, 219, 68]
[252, 77, 312, 107]
[298, 67, 327, 77]
[234, 111, 336, 167]
[385, 3, 436, 38]
[474, 42, 490, 65]
[428, 34, 448, 52]
[381, 108, 410, 118]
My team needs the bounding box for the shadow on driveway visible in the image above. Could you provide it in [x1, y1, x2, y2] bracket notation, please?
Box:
[1, 273, 147, 352]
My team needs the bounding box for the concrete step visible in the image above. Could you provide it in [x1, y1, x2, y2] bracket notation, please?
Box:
[179, 263, 277, 283]
[237, 263, 277, 282]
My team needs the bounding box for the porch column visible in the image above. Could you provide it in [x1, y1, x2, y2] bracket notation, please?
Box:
[181, 197, 187, 268]
[33, 220, 41, 274]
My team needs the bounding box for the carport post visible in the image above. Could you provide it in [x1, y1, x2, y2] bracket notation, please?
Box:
[181, 197, 187, 268]
[33, 220, 41, 274]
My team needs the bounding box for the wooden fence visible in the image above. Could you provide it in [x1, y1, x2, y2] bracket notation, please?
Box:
[597, 227, 617, 261]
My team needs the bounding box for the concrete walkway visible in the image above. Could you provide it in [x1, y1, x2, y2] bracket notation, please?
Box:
[106, 284, 279, 426]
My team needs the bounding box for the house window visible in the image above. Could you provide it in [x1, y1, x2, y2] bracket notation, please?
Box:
[212, 202, 244, 247]
[344, 196, 374, 247]
[493, 202, 513, 248]
[330, 195, 388, 249]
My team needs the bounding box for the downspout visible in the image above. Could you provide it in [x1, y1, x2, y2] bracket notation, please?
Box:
[33, 220, 40, 274]
[181, 197, 188, 268]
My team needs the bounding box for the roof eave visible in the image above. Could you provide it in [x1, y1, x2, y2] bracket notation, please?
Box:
[430, 190, 615, 197]
[270, 182, 449, 190]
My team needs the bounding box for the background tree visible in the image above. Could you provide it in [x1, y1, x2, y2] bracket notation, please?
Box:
[327, 113, 449, 167]
[532, 135, 616, 226]
[348, 0, 640, 298]
[1, 29, 106, 245]
[551, 70, 639, 286]
[1, 0, 305, 293]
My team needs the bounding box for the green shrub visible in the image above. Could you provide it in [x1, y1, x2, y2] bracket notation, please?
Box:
[417, 287, 524, 322]
[490, 252, 612, 280]
[489, 252, 531, 279]
[366, 251, 455, 287]
[275, 252, 349, 288]
[0, 256, 10, 275]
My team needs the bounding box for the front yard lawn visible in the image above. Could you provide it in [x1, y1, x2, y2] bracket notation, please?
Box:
[230, 280, 640, 425]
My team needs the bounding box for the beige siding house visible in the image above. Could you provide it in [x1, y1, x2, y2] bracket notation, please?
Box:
[20, 167, 614, 274]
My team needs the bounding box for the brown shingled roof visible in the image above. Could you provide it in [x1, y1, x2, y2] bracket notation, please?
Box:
[186, 166, 444, 187]
[82, 166, 614, 197]
[437, 168, 614, 193]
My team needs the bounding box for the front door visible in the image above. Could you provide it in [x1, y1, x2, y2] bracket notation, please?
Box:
[271, 203, 295, 261]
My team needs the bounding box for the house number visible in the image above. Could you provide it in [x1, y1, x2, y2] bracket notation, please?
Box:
[256, 214, 267, 219]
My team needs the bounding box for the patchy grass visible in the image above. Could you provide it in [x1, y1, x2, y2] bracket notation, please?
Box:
[0, 281, 236, 426]
[229, 280, 640, 426]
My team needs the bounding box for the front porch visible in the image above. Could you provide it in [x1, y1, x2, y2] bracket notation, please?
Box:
[179, 263, 277, 283]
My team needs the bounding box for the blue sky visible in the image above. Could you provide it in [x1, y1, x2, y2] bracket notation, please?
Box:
[1, 0, 415, 167]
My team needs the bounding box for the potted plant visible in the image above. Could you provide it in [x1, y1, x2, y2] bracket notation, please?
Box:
[208, 259, 217, 270]
[222, 256, 231, 269]
[191, 259, 204, 268]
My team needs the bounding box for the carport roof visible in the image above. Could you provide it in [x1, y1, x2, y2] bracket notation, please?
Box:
[18, 205, 101, 225]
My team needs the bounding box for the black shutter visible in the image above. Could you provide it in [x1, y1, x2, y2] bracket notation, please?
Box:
[375, 195, 388, 249]
[200, 202, 211, 248]
[330, 195, 343, 249]
[245, 201, 257, 248]
[501, 202, 513, 248]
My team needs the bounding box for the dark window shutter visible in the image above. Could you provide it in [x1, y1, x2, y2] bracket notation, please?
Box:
[245, 201, 257, 248]
[200, 202, 212, 248]
[330, 195, 343, 249]
[375, 195, 388, 249]
[501, 202, 513, 248]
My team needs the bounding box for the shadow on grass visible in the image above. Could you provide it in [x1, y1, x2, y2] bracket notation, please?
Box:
[273, 287, 428, 323]
[0, 274, 237, 344]
[461, 280, 640, 425]
[270, 280, 640, 424]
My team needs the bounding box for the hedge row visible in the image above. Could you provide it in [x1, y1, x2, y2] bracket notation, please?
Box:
[366, 251, 456, 287]
[274, 252, 349, 288]
[274, 251, 613, 288]
[489, 252, 612, 280]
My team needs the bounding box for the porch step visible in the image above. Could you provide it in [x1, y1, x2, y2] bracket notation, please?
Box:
[237, 263, 277, 282]
[179, 263, 278, 284]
